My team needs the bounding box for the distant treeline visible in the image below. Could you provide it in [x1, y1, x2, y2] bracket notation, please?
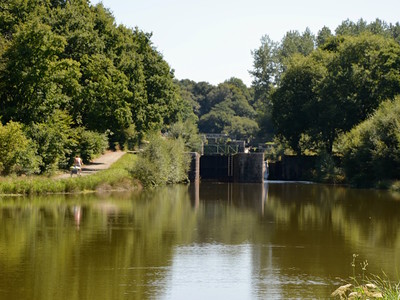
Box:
[178, 19, 400, 186]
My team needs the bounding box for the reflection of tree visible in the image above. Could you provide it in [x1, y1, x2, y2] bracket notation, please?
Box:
[0, 184, 399, 299]
[0, 187, 198, 300]
[259, 184, 400, 285]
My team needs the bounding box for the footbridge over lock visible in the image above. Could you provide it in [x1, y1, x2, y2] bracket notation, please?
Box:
[188, 134, 265, 183]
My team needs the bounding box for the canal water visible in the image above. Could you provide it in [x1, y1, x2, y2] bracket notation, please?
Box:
[0, 182, 399, 299]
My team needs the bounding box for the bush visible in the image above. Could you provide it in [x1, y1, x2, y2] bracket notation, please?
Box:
[25, 110, 76, 174]
[0, 121, 40, 175]
[168, 120, 203, 153]
[130, 133, 190, 187]
[339, 96, 400, 186]
[74, 128, 108, 163]
[313, 151, 344, 183]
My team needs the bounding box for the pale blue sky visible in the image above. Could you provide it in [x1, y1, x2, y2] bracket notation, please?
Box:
[90, 0, 400, 86]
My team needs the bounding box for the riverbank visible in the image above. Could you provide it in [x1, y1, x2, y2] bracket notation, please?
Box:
[0, 152, 141, 196]
[55, 151, 127, 179]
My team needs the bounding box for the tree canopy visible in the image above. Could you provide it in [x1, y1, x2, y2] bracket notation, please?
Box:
[250, 19, 400, 154]
[0, 0, 188, 174]
[177, 78, 258, 141]
[0, 0, 185, 147]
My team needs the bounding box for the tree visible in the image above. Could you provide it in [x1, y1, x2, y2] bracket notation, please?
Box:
[135, 29, 183, 133]
[197, 79, 257, 139]
[335, 19, 368, 36]
[223, 116, 259, 141]
[50, 0, 105, 62]
[250, 35, 278, 108]
[79, 53, 132, 146]
[0, 0, 189, 146]
[271, 31, 400, 154]
[389, 22, 400, 44]
[199, 101, 235, 133]
[319, 33, 400, 145]
[250, 35, 279, 142]
[168, 120, 202, 152]
[0, 17, 81, 124]
[271, 54, 325, 154]
[278, 28, 315, 64]
[316, 26, 333, 47]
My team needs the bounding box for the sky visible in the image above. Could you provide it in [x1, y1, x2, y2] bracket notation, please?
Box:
[90, 0, 400, 86]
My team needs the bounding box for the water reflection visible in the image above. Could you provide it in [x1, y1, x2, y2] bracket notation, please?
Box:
[0, 183, 399, 299]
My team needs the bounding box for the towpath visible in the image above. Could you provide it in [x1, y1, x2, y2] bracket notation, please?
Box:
[56, 151, 126, 179]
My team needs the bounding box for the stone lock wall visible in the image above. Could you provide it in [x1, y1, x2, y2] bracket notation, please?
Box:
[197, 153, 264, 183]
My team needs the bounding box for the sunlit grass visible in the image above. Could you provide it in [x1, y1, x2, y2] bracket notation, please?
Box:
[0, 153, 140, 195]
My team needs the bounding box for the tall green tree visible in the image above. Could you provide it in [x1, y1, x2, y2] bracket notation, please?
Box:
[278, 28, 315, 65]
[271, 53, 326, 153]
[250, 35, 278, 108]
[0, 17, 81, 123]
[319, 33, 400, 139]
[249, 35, 278, 142]
[316, 26, 333, 47]
[79, 53, 132, 144]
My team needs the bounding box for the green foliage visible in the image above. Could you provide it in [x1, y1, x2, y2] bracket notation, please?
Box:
[79, 53, 132, 145]
[0, 121, 40, 175]
[189, 78, 258, 141]
[131, 134, 190, 187]
[168, 120, 203, 153]
[253, 20, 400, 156]
[250, 35, 278, 99]
[222, 116, 259, 141]
[177, 79, 215, 117]
[339, 96, 400, 186]
[25, 110, 76, 174]
[74, 128, 108, 164]
[0, 0, 186, 159]
[335, 18, 392, 37]
[278, 28, 315, 64]
[320, 33, 400, 134]
[316, 26, 333, 47]
[0, 16, 81, 123]
[313, 151, 344, 183]
[250, 19, 400, 159]
[271, 53, 326, 154]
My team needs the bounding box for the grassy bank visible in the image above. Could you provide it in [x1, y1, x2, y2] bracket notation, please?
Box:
[0, 153, 140, 195]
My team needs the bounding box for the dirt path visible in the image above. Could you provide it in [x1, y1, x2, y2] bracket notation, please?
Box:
[56, 151, 126, 179]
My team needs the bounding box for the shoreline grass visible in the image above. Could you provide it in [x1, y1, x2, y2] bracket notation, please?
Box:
[332, 255, 400, 299]
[0, 153, 141, 196]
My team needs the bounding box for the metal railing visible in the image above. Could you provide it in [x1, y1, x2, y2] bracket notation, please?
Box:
[203, 144, 239, 155]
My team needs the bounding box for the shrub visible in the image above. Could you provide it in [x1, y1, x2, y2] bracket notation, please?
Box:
[25, 110, 76, 174]
[339, 96, 400, 186]
[74, 128, 108, 163]
[0, 121, 40, 175]
[130, 133, 190, 187]
[313, 151, 344, 183]
[168, 120, 202, 152]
